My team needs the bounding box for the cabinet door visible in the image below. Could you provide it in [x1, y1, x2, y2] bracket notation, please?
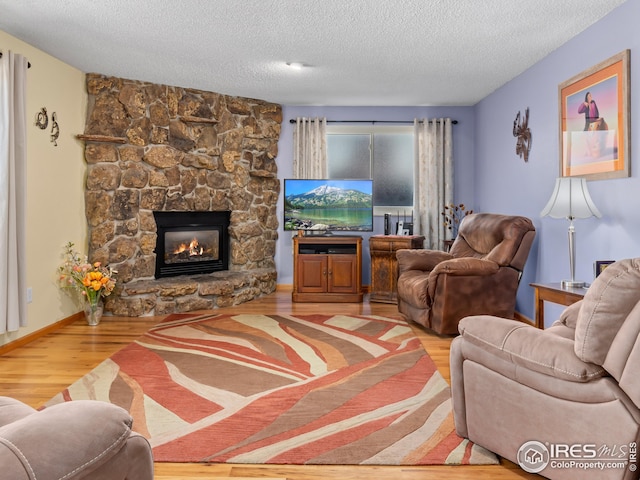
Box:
[297, 255, 328, 293]
[328, 255, 358, 294]
[370, 249, 393, 300]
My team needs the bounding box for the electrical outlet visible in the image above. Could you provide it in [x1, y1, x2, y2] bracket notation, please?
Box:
[27, 287, 32, 304]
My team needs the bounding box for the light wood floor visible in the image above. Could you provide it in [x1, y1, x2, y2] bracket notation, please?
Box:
[0, 292, 538, 480]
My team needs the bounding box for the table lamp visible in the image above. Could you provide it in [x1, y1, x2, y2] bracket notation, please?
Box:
[540, 177, 601, 288]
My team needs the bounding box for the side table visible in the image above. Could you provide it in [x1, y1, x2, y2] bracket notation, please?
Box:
[530, 282, 587, 329]
[369, 235, 424, 303]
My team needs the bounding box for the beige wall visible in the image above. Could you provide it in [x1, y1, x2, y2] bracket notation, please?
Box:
[1, 30, 87, 346]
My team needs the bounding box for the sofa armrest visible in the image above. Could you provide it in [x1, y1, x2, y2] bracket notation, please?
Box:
[0, 397, 37, 427]
[431, 257, 499, 276]
[0, 400, 134, 480]
[458, 315, 606, 382]
[396, 249, 452, 274]
[551, 299, 582, 329]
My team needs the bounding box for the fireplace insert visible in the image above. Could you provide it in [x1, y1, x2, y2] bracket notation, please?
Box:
[153, 211, 230, 278]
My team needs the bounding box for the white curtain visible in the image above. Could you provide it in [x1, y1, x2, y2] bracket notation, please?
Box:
[0, 51, 29, 333]
[413, 118, 453, 249]
[292, 117, 327, 179]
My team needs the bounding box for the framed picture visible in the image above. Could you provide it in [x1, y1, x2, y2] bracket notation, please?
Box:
[559, 50, 630, 180]
[594, 260, 615, 278]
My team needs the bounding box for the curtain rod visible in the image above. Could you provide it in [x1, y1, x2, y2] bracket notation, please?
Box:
[288, 119, 457, 125]
[0, 52, 31, 68]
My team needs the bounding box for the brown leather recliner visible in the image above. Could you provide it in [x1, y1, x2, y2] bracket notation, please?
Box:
[0, 397, 154, 479]
[395, 213, 535, 334]
[450, 258, 640, 480]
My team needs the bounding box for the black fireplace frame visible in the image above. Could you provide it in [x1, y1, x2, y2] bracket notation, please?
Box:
[153, 211, 230, 279]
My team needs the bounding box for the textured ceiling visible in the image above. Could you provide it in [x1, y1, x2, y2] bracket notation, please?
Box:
[0, 0, 627, 106]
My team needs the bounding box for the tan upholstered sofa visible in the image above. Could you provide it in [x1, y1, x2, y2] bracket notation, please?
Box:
[396, 213, 535, 334]
[0, 397, 153, 479]
[450, 257, 640, 480]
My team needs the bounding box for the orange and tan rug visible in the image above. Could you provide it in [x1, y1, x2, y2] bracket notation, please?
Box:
[46, 312, 497, 465]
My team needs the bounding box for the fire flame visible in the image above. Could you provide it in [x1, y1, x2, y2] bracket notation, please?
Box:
[173, 238, 204, 257]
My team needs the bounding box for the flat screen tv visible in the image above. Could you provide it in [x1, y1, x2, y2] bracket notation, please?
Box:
[284, 179, 373, 233]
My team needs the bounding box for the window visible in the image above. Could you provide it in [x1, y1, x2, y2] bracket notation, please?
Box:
[326, 125, 414, 215]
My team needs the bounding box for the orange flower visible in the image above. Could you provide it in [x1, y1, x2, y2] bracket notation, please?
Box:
[89, 271, 103, 281]
[58, 242, 117, 306]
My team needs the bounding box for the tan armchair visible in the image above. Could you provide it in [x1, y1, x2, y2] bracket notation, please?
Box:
[0, 397, 153, 479]
[450, 258, 640, 480]
[395, 213, 535, 334]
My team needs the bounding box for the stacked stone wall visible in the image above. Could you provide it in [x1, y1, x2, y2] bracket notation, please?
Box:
[81, 74, 282, 316]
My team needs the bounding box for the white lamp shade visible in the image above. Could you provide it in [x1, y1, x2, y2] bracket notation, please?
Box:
[540, 177, 601, 220]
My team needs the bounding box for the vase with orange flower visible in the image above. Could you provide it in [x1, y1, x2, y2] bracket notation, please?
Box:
[58, 242, 117, 326]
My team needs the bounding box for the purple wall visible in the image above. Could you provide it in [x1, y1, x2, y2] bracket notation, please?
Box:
[275, 106, 475, 288]
[276, 1, 637, 324]
[475, 0, 638, 324]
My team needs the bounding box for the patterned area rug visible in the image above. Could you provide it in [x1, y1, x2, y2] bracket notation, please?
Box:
[46, 312, 497, 465]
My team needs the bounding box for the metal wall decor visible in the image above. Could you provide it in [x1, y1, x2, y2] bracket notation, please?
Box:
[513, 107, 532, 162]
[50, 112, 59, 146]
[34, 107, 60, 146]
[35, 107, 48, 129]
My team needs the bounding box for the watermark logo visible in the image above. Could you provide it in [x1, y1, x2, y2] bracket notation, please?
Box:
[518, 441, 550, 473]
[517, 441, 637, 474]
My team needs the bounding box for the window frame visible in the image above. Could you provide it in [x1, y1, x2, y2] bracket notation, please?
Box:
[326, 124, 414, 216]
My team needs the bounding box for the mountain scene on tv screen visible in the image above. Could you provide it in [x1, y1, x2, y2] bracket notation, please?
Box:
[285, 184, 373, 231]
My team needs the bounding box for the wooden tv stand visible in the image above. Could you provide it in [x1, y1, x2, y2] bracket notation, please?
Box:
[292, 235, 363, 303]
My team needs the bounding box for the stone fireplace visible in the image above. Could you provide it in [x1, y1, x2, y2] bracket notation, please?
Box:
[79, 74, 282, 316]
